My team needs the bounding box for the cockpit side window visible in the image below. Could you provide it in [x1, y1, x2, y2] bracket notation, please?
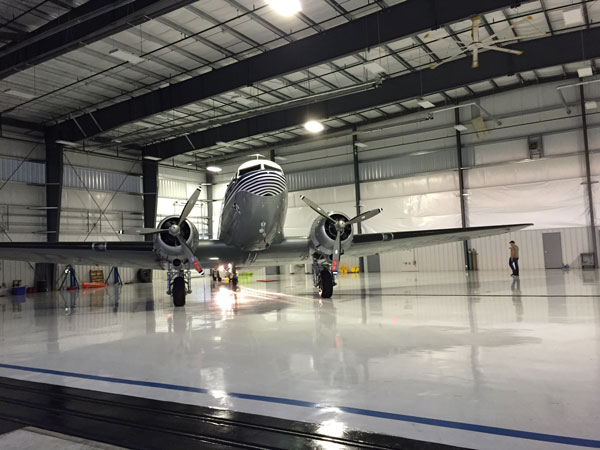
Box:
[238, 165, 260, 177]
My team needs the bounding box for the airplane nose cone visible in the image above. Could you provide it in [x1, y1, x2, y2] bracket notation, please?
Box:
[169, 224, 180, 236]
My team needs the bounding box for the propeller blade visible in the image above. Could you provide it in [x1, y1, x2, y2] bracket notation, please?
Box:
[332, 230, 341, 274]
[300, 195, 334, 222]
[119, 228, 166, 235]
[178, 186, 202, 225]
[346, 208, 383, 226]
[177, 236, 203, 273]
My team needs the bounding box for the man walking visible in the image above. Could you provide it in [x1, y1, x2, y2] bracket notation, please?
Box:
[509, 240, 520, 277]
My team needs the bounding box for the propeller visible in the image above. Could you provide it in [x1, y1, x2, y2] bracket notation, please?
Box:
[120, 186, 203, 273]
[300, 195, 382, 274]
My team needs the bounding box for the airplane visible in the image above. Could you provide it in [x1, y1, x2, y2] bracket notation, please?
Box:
[0, 157, 531, 306]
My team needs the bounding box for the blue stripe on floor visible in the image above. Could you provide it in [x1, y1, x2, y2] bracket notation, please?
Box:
[0, 362, 598, 448]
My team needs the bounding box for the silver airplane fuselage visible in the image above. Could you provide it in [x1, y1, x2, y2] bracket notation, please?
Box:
[218, 160, 288, 251]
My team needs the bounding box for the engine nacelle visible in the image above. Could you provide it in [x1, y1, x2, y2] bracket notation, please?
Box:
[309, 212, 354, 256]
[153, 215, 198, 261]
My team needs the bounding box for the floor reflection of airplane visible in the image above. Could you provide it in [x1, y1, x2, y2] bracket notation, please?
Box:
[0, 157, 531, 306]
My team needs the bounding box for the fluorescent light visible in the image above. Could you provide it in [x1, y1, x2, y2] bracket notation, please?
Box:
[4, 88, 36, 99]
[355, 142, 368, 148]
[209, 257, 219, 261]
[112, 139, 122, 143]
[585, 101, 598, 111]
[562, 6, 585, 27]
[267, 0, 301, 16]
[418, 100, 435, 109]
[364, 62, 386, 75]
[55, 139, 77, 146]
[109, 48, 145, 64]
[206, 166, 222, 173]
[143, 155, 161, 161]
[454, 124, 468, 132]
[577, 67, 593, 78]
[274, 156, 288, 161]
[304, 120, 324, 133]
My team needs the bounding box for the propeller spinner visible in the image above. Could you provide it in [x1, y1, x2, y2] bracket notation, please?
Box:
[300, 195, 382, 273]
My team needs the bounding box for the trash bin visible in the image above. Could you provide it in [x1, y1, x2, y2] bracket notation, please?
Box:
[581, 253, 595, 269]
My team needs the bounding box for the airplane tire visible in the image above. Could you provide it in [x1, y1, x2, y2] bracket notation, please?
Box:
[172, 277, 186, 307]
[318, 270, 333, 298]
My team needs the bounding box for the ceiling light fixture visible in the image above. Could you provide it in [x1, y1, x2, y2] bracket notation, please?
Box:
[418, 100, 435, 109]
[206, 166, 222, 173]
[55, 139, 77, 146]
[267, 0, 301, 16]
[454, 124, 468, 132]
[3, 88, 36, 99]
[577, 67, 593, 78]
[304, 120, 324, 133]
[109, 48, 145, 64]
[355, 142, 369, 148]
[143, 155, 162, 161]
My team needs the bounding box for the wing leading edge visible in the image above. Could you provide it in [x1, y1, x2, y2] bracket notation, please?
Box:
[345, 223, 532, 257]
[0, 241, 164, 269]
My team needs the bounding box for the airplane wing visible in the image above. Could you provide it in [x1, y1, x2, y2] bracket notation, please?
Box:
[0, 241, 165, 269]
[0, 224, 530, 269]
[344, 223, 532, 257]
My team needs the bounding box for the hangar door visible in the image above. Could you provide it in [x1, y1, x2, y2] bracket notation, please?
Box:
[542, 232, 563, 269]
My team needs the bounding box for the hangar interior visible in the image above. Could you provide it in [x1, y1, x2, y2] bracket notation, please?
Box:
[0, 0, 599, 449]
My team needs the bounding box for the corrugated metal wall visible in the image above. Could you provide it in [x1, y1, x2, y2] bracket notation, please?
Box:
[0, 156, 142, 194]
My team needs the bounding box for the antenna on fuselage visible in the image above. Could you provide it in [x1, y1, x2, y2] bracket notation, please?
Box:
[248, 153, 266, 160]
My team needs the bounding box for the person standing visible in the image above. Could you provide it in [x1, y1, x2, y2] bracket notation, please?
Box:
[509, 240, 520, 277]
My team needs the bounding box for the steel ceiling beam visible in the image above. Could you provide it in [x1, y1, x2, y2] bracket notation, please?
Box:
[143, 27, 600, 160]
[49, 0, 531, 143]
[0, 0, 199, 80]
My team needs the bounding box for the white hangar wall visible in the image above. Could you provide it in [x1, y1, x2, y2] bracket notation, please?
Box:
[212, 79, 600, 273]
[0, 137, 206, 287]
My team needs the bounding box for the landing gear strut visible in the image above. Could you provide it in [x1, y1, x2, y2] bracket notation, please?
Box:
[167, 260, 191, 307]
[312, 256, 335, 298]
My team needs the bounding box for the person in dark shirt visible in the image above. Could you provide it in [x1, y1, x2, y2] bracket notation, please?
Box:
[509, 240, 520, 277]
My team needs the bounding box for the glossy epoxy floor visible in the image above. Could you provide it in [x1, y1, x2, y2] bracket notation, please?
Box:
[0, 270, 598, 450]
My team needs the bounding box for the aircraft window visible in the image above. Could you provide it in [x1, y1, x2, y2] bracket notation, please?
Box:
[238, 165, 260, 176]
[266, 166, 282, 173]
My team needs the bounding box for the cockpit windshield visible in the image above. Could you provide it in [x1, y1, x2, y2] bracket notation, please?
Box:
[238, 165, 261, 177]
[237, 162, 283, 177]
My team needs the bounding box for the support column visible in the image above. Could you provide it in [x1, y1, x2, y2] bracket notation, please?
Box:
[455, 108, 470, 269]
[270, 148, 275, 162]
[580, 85, 598, 268]
[352, 128, 365, 273]
[142, 156, 158, 243]
[35, 135, 63, 290]
[205, 173, 214, 239]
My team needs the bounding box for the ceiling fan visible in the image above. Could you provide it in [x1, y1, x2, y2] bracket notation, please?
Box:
[426, 15, 547, 70]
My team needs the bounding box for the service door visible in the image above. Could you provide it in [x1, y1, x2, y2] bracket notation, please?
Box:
[366, 254, 381, 273]
[542, 232, 563, 269]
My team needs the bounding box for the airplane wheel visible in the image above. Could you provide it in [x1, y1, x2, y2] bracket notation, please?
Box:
[318, 270, 333, 299]
[172, 276, 186, 307]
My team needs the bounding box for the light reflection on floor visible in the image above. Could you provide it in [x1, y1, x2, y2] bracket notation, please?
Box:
[0, 269, 598, 450]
